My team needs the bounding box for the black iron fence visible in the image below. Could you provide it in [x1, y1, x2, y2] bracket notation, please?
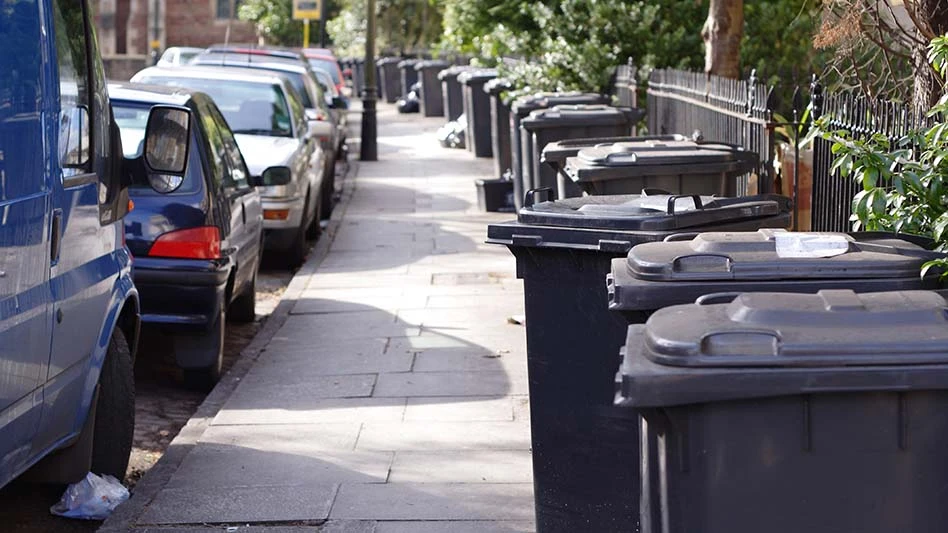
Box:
[614, 62, 932, 232]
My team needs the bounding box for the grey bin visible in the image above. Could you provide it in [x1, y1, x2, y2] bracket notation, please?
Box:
[397, 59, 421, 98]
[520, 104, 644, 199]
[377, 57, 402, 104]
[608, 228, 945, 318]
[458, 69, 497, 158]
[486, 191, 791, 533]
[563, 136, 758, 196]
[438, 65, 474, 121]
[352, 58, 364, 95]
[485, 78, 514, 179]
[510, 93, 609, 210]
[619, 288, 948, 533]
[415, 60, 450, 117]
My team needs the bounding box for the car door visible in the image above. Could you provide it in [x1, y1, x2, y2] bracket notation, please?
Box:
[0, 1, 52, 482]
[35, 0, 122, 454]
[284, 81, 321, 216]
[205, 98, 263, 295]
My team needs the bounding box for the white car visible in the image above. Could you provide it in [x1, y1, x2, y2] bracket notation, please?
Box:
[156, 46, 204, 67]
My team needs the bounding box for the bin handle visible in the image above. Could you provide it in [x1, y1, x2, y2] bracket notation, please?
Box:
[641, 187, 673, 196]
[663, 232, 700, 242]
[695, 292, 743, 305]
[524, 187, 555, 208]
[666, 195, 703, 215]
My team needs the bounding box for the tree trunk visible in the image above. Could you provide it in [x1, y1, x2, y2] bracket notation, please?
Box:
[912, 0, 948, 113]
[702, 0, 744, 78]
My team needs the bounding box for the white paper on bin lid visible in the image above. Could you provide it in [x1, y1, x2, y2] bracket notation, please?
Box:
[575, 193, 717, 215]
[775, 232, 851, 258]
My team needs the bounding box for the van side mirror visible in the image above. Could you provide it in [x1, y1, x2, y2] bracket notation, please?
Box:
[331, 96, 349, 110]
[253, 166, 292, 187]
[143, 106, 191, 193]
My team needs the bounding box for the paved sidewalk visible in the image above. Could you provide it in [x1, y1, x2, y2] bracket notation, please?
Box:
[104, 104, 534, 532]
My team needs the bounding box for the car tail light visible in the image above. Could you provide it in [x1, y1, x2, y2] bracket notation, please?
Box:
[148, 226, 221, 259]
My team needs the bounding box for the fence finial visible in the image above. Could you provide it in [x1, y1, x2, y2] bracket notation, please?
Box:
[810, 74, 824, 119]
[747, 69, 757, 116]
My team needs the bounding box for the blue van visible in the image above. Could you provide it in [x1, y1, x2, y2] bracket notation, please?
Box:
[0, 0, 190, 489]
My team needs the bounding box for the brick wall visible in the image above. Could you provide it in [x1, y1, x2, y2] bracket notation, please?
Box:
[165, 0, 257, 48]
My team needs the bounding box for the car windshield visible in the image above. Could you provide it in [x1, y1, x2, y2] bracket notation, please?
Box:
[283, 72, 313, 108]
[112, 103, 150, 157]
[308, 58, 340, 84]
[314, 71, 338, 97]
[135, 77, 293, 137]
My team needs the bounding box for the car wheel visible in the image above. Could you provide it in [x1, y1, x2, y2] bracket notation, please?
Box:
[180, 308, 225, 391]
[91, 327, 135, 480]
[228, 270, 257, 324]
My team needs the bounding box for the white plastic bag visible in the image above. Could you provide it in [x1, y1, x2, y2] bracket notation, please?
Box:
[50, 472, 129, 520]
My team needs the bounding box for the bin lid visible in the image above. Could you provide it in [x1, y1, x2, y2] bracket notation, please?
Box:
[415, 59, 450, 70]
[577, 138, 750, 167]
[541, 134, 685, 168]
[624, 228, 941, 282]
[484, 78, 514, 95]
[640, 289, 948, 368]
[397, 58, 422, 68]
[377, 57, 401, 66]
[511, 92, 609, 116]
[521, 104, 636, 129]
[437, 65, 474, 80]
[458, 69, 498, 84]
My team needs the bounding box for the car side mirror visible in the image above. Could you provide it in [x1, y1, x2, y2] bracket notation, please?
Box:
[331, 96, 349, 110]
[143, 105, 191, 193]
[253, 166, 292, 187]
[307, 119, 333, 139]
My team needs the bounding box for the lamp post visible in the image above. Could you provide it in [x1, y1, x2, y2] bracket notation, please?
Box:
[360, 0, 378, 161]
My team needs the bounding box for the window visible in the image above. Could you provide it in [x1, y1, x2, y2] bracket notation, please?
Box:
[52, 0, 91, 176]
[216, 0, 243, 19]
[205, 99, 251, 191]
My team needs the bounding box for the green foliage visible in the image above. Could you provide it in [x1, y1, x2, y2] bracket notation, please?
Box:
[327, 0, 445, 57]
[818, 35, 948, 276]
[326, 0, 366, 57]
[238, 0, 304, 46]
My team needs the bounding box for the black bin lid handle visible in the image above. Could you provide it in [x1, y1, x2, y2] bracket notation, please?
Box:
[524, 187, 555, 208]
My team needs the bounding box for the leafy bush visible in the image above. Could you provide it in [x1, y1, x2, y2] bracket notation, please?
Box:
[819, 35, 948, 273]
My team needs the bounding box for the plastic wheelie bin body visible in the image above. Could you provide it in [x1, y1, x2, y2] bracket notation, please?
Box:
[562, 136, 758, 196]
[459, 69, 498, 157]
[397, 59, 421, 98]
[619, 289, 948, 533]
[416, 60, 449, 117]
[485, 78, 514, 179]
[510, 93, 609, 209]
[377, 57, 402, 103]
[486, 191, 791, 533]
[438, 65, 472, 121]
[520, 104, 644, 199]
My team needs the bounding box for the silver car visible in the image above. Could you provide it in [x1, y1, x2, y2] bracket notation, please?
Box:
[131, 65, 332, 267]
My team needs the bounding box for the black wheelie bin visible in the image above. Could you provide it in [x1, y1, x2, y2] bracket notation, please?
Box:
[459, 69, 498, 157]
[416, 59, 450, 117]
[485, 77, 514, 179]
[438, 65, 472, 121]
[397, 58, 421, 98]
[618, 288, 948, 533]
[510, 93, 609, 209]
[486, 190, 791, 533]
[377, 57, 402, 104]
[561, 136, 759, 196]
[520, 104, 644, 199]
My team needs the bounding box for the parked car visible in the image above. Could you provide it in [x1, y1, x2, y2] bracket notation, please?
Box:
[311, 66, 351, 160]
[156, 46, 203, 67]
[190, 50, 347, 217]
[131, 66, 331, 268]
[0, 0, 147, 489]
[110, 82, 267, 389]
[302, 48, 346, 95]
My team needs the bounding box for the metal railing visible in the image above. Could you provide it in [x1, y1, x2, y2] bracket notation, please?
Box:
[643, 67, 778, 196]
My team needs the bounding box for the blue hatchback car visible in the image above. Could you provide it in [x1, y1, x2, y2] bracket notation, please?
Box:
[110, 83, 267, 389]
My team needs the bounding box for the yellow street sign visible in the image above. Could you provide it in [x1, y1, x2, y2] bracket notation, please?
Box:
[293, 0, 321, 20]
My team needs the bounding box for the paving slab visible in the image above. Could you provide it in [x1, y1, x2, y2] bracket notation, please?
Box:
[213, 397, 407, 426]
[403, 396, 519, 422]
[329, 483, 534, 521]
[389, 450, 533, 483]
[139, 484, 338, 525]
[373, 371, 526, 397]
[375, 522, 534, 533]
[356, 421, 531, 451]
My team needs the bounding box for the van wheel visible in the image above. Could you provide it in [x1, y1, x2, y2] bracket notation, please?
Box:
[228, 270, 257, 324]
[91, 328, 135, 480]
[181, 309, 225, 391]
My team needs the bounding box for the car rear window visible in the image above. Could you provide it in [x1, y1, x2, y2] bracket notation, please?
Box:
[135, 76, 294, 137]
[308, 58, 341, 85]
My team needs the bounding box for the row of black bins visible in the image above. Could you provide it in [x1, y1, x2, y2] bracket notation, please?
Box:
[487, 192, 948, 532]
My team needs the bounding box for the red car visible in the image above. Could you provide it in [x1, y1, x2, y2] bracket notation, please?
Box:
[302, 48, 345, 93]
